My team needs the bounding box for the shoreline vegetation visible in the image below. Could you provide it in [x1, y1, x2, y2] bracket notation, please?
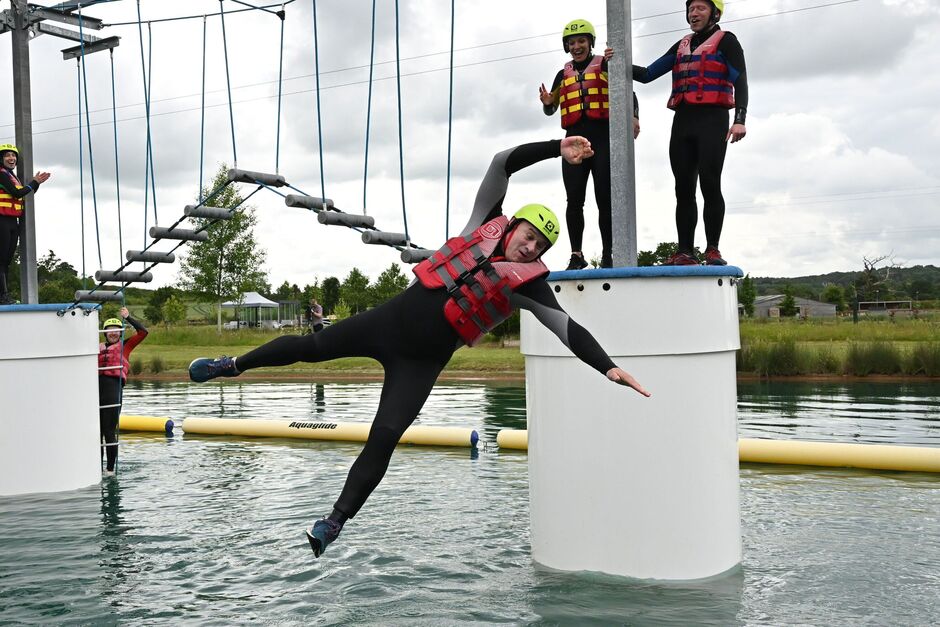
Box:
[127, 318, 940, 380]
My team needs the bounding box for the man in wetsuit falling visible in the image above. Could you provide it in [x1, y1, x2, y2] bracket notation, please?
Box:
[188, 135, 651, 558]
[632, 0, 748, 266]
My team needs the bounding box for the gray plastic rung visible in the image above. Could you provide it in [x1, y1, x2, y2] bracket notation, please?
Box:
[318, 211, 375, 229]
[126, 250, 176, 263]
[74, 290, 123, 302]
[184, 205, 233, 219]
[227, 168, 287, 187]
[149, 226, 208, 242]
[285, 194, 334, 210]
[95, 270, 154, 283]
[362, 231, 408, 247]
[400, 248, 434, 264]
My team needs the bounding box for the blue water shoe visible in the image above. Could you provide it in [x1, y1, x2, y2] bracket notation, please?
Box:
[306, 518, 343, 557]
[189, 356, 240, 383]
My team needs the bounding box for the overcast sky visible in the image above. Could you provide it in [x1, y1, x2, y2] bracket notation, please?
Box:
[1, 0, 938, 290]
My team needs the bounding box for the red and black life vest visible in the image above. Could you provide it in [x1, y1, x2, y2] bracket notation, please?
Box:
[97, 330, 147, 381]
[0, 170, 25, 217]
[413, 216, 549, 346]
[559, 55, 609, 128]
[667, 30, 735, 110]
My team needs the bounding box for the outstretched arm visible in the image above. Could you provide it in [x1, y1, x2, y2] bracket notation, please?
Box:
[459, 137, 594, 237]
[511, 280, 650, 397]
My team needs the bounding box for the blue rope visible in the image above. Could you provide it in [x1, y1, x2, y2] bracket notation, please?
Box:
[275, 5, 286, 174]
[362, 0, 375, 215]
[312, 0, 326, 205]
[136, 0, 152, 246]
[445, 0, 455, 239]
[77, 60, 86, 289]
[78, 10, 103, 269]
[199, 15, 207, 203]
[109, 49, 124, 258]
[394, 0, 409, 243]
[219, 0, 239, 167]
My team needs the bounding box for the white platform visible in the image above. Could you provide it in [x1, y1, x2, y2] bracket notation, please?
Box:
[0, 305, 101, 496]
[521, 266, 743, 580]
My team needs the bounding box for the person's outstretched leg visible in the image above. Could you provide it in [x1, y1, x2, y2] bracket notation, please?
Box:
[562, 158, 591, 270]
[668, 111, 700, 263]
[307, 357, 446, 557]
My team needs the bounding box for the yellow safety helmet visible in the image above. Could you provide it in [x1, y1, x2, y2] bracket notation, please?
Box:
[685, 0, 723, 23]
[0, 143, 18, 157]
[562, 19, 596, 52]
[103, 318, 124, 330]
[512, 204, 560, 247]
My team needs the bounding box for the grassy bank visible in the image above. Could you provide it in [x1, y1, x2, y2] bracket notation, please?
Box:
[128, 319, 940, 379]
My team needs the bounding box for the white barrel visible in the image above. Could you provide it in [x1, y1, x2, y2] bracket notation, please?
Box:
[0, 305, 102, 496]
[521, 266, 743, 580]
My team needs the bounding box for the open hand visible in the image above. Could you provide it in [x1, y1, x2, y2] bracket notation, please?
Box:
[606, 367, 651, 397]
[539, 83, 555, 106]
[119, 306, 129, 319]
[34, 171, 51, 183]
[561, 136, 594, 164]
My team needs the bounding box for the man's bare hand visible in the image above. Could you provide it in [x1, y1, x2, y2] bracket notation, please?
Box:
[561, 136, 594, 164]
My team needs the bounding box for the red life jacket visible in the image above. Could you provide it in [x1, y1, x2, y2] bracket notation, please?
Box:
[413, 216, 549, 346]
[97, 330, 147, 381]
[0, 170, 25, 217]
[559, 55, 609, 128]
[667, 30, 735, 110]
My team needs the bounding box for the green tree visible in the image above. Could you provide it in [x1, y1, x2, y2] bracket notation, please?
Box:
[332, 298, 352, 321]
[320, 277, 340, 314]
[161, 294, 188, 327]
[340, 268, 371, 314]
[371, 263, 409, 306]
[821, 284, 846, 312]
[144, 285, 177, 325]
[738, 274, 756, 317]
[177, 166, 268, 332]
[779, 284, 799, 317]
[35, 250, 82, 303]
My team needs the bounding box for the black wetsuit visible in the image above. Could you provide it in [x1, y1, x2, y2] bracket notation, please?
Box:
[0, 167, 41, 299]
[633, 25, 748, 254]
[235, 140, 617, 519]
[545, 59, 640, 262]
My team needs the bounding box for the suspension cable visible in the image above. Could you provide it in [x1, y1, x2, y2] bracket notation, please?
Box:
[445, 0, 455, 239]
[275, 4, 286, 174]
[78, 10, 103, 269]
[199, 15, 207, 203]
[76, 59, 86, 289]
[109, 49, 123, 258]
[219, 0, 239, 167]
[311, 0, 326, 206]
[136, 0, 153, 246]
[362, 0, 375, 215]
[393, 0, 409, 244]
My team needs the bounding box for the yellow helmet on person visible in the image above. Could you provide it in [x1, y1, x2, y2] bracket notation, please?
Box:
[103, 318, 123, 329]
[0, 143, 18, 157]
[512, 204, 559, 247]
[686, 0, 723, 22]
[562, 19, 596, 52]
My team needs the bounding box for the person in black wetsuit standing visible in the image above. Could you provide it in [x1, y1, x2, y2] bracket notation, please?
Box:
[188, 135, 651, 559]
[632, 0, 748, 266]
[0, 143, 51, 304]
[540, 19, 640, 270]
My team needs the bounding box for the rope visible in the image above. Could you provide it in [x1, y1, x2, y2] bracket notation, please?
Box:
[78, 10, 103, 269]
[362, 0, 375, 215]
[136, 0, 153, 245]
[77, 59, 86, 289]
[311, 0, 326, 206]
[393, 0, 409, 244]
[219, 0, 239, 167]
[275, 5, 286, 174]
[146, 23, 158, 226]
[445, 0, 455, 239]
[109, 49, 124, 258]
[199, 15, 207, 203]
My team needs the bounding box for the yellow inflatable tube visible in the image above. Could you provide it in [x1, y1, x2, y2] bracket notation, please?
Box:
[120, 415, 174, 435]
[182, 417, 478, 448]
[496, 429, 940, 473]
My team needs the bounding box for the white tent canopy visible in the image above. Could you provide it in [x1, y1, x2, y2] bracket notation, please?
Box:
[221, 292, 278, 308]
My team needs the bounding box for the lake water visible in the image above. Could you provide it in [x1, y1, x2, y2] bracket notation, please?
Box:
[1, 380, 938, 625]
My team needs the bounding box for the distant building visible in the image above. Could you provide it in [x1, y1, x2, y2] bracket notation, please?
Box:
[749, 295, 837, 319]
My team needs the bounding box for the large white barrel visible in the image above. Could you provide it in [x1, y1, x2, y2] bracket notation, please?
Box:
[0, 305, 101, 496]
[521, 266, 743, 580]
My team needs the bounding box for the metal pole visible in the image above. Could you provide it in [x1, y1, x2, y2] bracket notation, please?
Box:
[11, 0, 38, 303]
[606, 0, 637, 267]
